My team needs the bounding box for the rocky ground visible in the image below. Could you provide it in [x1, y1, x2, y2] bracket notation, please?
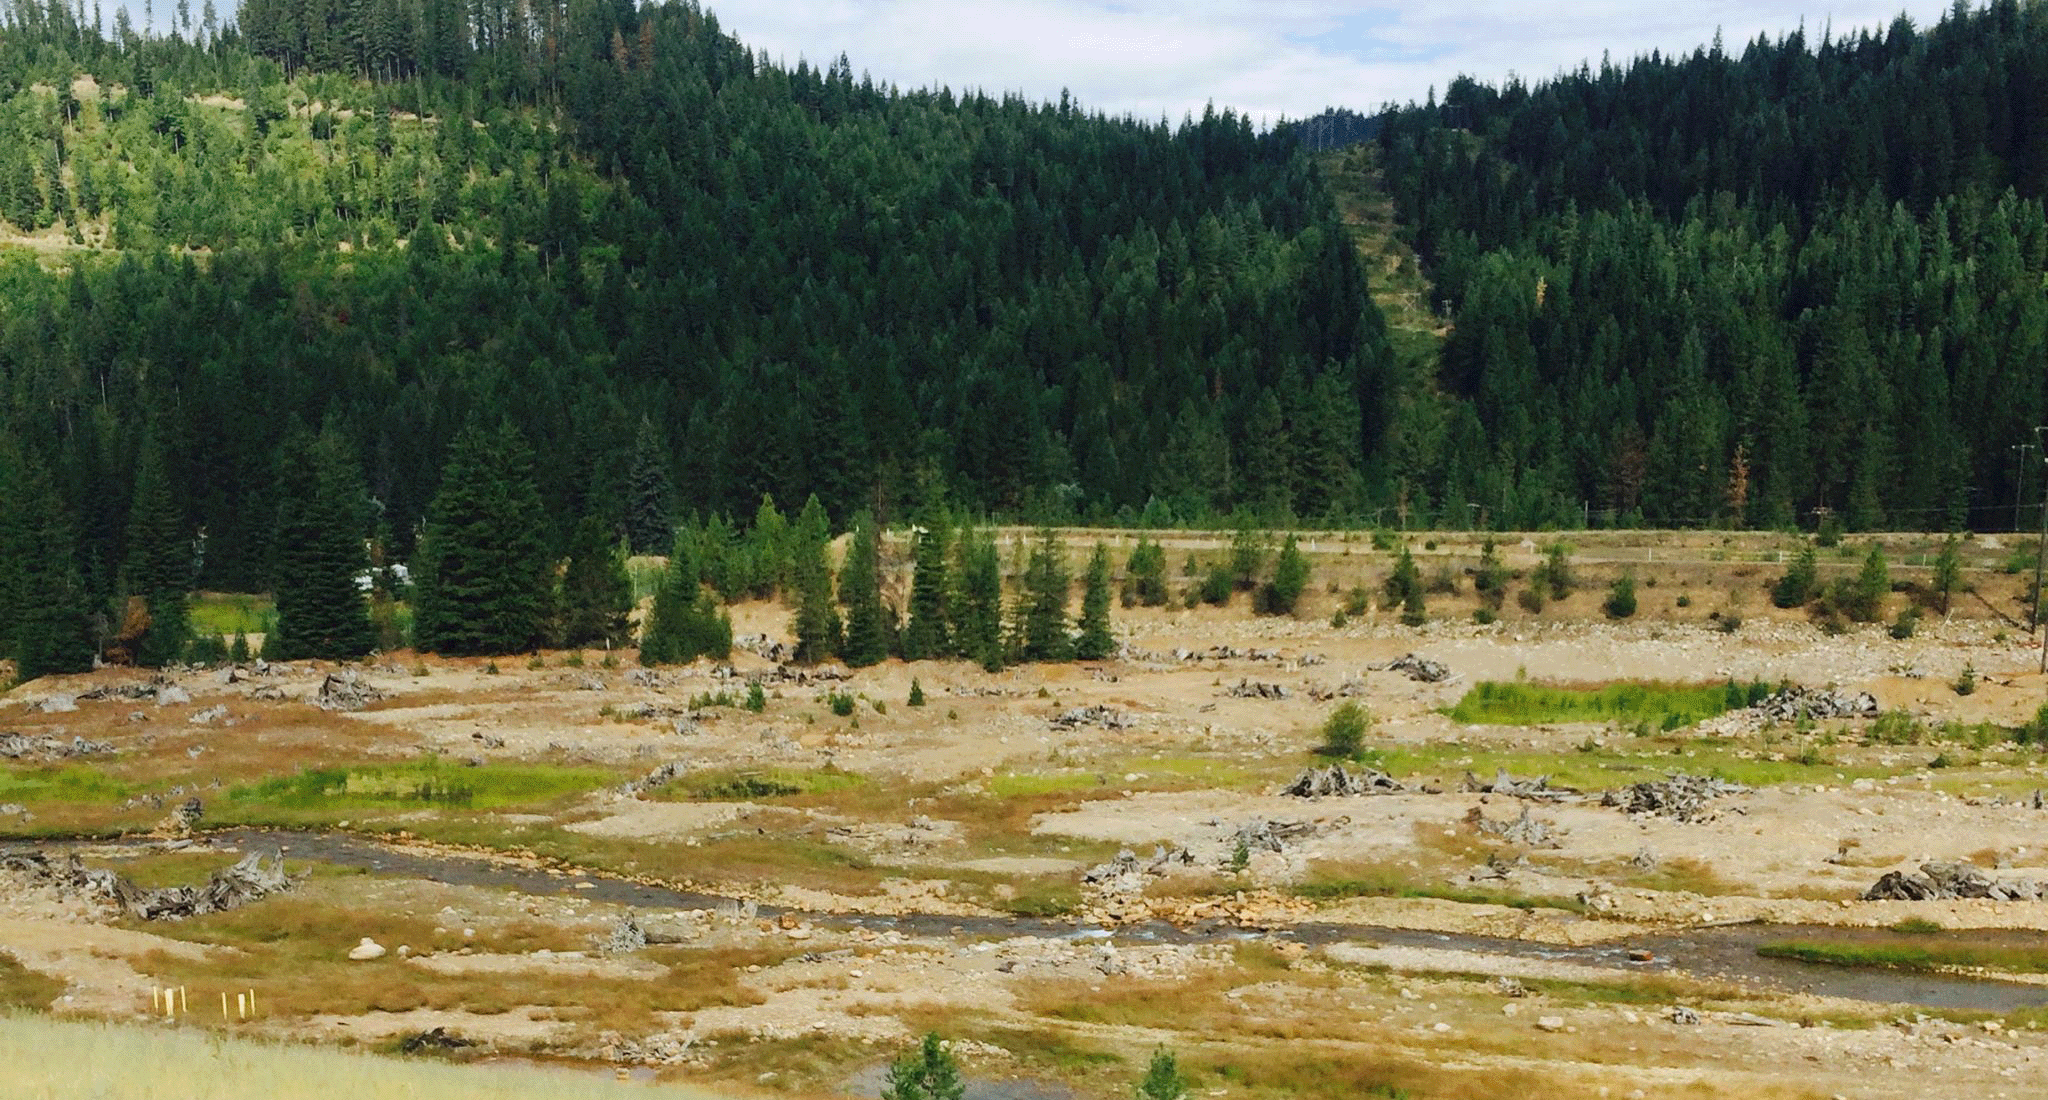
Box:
[4, 546, 2048, 1099]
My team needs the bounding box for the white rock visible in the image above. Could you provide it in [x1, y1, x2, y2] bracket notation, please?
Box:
[347, 938, 387, 961]
[1535, 1016, 1566, 1032]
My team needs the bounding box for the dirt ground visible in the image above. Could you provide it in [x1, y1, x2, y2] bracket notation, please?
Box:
[5, 534, 2048, 1099]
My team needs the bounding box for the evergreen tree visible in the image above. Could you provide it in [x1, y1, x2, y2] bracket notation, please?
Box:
[1259, 534, 1310, 615]
[1931, 535, 1962, 615]
[839, 511, 891, 667]
[1840, 545, 1890, 623]
[790, 494, 841, 663]
[901, 519, 951, 660]
[121, 443, 191, 667]
[412, 423, 554, 655]
[1772, 546, 1819, 608]
[1136, 1048, 1190, 1100]
[625, 417, 674, 556]
[1474, 538, 1509, 611]
[560, 514, 632, 647]
[3, 448, 95, 680]
[1383, 545, 1422, 611]
[1124, 535, 1168, 607]
[1017, 529, 1072, 662]
[1074, 542, 1114, 660]
[883, 1033, 965, 1100]
[951, 529, 1005, 671]
[639, 532, 732, 664]
[745, 495, 793, 600]
[267, 432, 375, 661]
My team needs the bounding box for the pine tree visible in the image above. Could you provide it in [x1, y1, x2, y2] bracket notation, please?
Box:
[560, 514, 632, 647]
[1260, 534, 1310, 615]
[1382, 545, 1422, 611]
[3, 448, 95, 681]
[1018, 529, 1072, 662]
[1474, 538, 1509, 611]
[1841, 545, 1890, 623]
[639, 532, 732, 664]
[1136, 1048, 1189, 1100]
[745, 495, 792, 600]
[951, 529, 1005, 672]
[1074, 542, 1114, 660]
[122, 443, 191, 667]
[790, 494, 841, 663]
[1125, 535, 1167, 607]
[1931, 534, 1962, 615]
[839, 511, 891, 667]
[267, 432, 375, 661]
[883, 1033, 964, 1100]
[625, 417, 674, 556]
[1772, 545, 1819, 608]
[901, 519, 951, 660]
[412, 423, 554, 655]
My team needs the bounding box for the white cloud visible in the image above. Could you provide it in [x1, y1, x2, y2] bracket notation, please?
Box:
[707, 0, 1959, 123]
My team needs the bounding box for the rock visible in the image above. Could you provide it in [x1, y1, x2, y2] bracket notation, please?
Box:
[1377, 653, 1451, 683]
[620, 761, 689, 798]
[1283, 764, 1402, 798]
[36, 694, 78, 714]
[315, 671, 385, 712]
[599, 916, 647, 954]
[1601, 775, 1752, 823]
[1462, 768, 1582, 802]
[1224, 680, 1289, 700]
[1535, 1016, 1566, 1032]
[0, 733, 113, 761]
[1627, 949, 1655, 963]
[1668, 1006, 1701, 1025]
[160, 797, 204, 835]
[1493, 976, 1528, 998]
[397, 1027, 473, 1054]
[1863, 860, 2047, 901]
[1050, 705, 1134, 730]
[349, 937, 388, 961]
[187, 704, 229, 725]
[1725, 1012, 1781, 1027]
[155, 685, 192, 706]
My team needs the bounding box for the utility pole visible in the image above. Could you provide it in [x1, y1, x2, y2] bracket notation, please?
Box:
[2014, 441, 2037, 533]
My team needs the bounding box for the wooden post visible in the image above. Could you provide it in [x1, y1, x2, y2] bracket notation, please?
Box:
[237, 993, 247, 1020]
[222, 992, 230, 1019]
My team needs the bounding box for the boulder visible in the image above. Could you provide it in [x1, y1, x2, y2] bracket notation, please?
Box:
[348, 937, 388, 961]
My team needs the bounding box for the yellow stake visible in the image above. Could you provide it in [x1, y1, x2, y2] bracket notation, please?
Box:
[179, 987, 188, 1014]
[222, 992, 230, 1019]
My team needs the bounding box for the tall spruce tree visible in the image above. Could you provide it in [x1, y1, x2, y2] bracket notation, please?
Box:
[1125, 535, 1168, 606]
[412, 423, 554, 655]
[790, 494, 841, 663]
[267, 432, 375, 660]
[1073, 542, 1114, 660]
[560, 514, 633, 647]
[1017, 529, 1072, 662]
[1260, 534, 1310, 615]
[3, 448, 95, 680]
[121, 443, 191, 666]
[625, 417, 674, 556]
[838, 511, 891, 667]
[950, 529, 1004, 671]
[901, 519, 951, 660]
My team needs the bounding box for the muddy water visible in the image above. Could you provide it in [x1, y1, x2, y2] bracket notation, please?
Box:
[61, 829, 2048, 1015]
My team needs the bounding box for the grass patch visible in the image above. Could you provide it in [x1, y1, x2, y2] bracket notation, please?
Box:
[0, 954, 64, 1011]
[654, 768, 863, 802]
[997, 879, 1083, 918]
[1292, 860, 1585, 912]
[1758, 935, 2048, 974]
[1369, 740, 1893, 792]
[0, 764, 135, 805]
[1445, 679, 1766, 728]
[223, 758, 617, 817]
[188, 592, 276, 638]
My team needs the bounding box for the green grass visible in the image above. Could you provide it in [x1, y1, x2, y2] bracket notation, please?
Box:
[1759, 936, 2048, 974]
[1445, 679, 1767, 728]
[0, 765, 135, 805]
[653, 767, 864, 801]
[222, 758, 617, 816]
[187, 593, 277, 638]
[0, 956, 64, 1011]
[1365, 740, 1891, 792]
[1292, 864, 1586, 912]
[989, 772, 1114, 798]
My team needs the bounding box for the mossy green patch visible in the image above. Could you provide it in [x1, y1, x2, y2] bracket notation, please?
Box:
[223, 758, 616, 817]
[1445, 679, 1769, 728]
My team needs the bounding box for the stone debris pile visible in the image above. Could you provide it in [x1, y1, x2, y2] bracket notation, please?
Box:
[1231, 818, 1315, 854]
[1463, 768, 1582, 803]
[315, 670, 385, 712]
[1225, 680, 1289, 700]
[0, 732, 113, 761]
[619, 761, 689, 798]
[1697, 686, 1881, 736]
[1376, 653, 1451, 683]
[1863, 861, 2048, 901]
[1084, 845, 1195, 893]
[1282, 764, 1402, 798]
[0, 849, 295, 921]
[1050, 705, 1134, 730]
[1467, 805, 1562, 847]
[1601, 775, 1753, 823]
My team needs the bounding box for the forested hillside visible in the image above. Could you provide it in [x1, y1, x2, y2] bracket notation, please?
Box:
[0, 0, 1390, 611]
[1370, 1, 2048, 531]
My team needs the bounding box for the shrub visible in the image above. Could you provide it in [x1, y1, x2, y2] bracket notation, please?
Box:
[1890, 608, 1920, 640]
[1382, 546, 1423, 611]
[1534, 543, 1574, 600]
[1516, 586, 1546, 614]
[1473, 539, 1509, 611]
[1200, 563, 1234, 606]
[1603, 573, 1638, 619]
[1717, 613, 1741, 634]
[1137, 1048, 1190, 1100]
[908, 679, 926, 707]
[827, 692, 856, 717]
[746, 681, 766, 712]
[1953, 664, 1977, 697]
[1330, 609, 1349, 628]
[1472, 608, 1497, 625]
[1259, 535, 1311, 616]
[1319, 702, 1373, 759]
[884, 1033, 964, 1100]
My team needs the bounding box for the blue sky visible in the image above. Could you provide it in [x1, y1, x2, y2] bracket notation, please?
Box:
[698, 1, 1961, 123]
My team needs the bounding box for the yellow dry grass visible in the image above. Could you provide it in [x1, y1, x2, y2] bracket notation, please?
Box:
[0, 1013, 732, 1099]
